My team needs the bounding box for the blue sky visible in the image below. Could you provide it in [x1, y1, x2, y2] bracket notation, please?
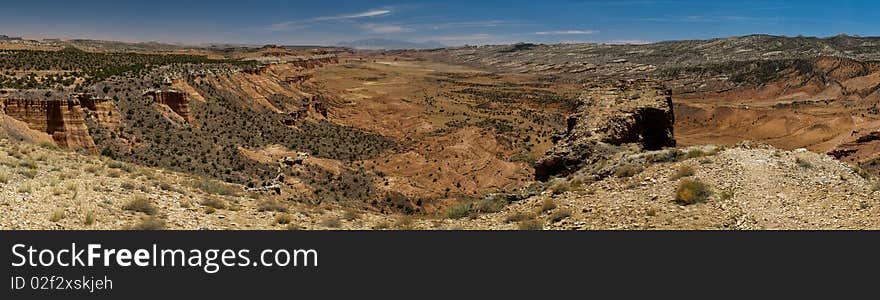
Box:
[0, 0, 877, 46]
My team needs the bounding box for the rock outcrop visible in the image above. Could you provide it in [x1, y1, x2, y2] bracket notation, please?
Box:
[74, 93, 121, 128]
[1, 97, 96, 151]
[144, 89, 192, 123]
[535, 80, 675, 180]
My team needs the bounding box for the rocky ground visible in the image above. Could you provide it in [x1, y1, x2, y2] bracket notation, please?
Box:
[2, 136, 878, 230]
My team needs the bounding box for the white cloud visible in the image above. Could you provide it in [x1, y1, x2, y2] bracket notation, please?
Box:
[534, 30, 598, 35]
[359, 23, 412, 34]
[269, 9, 392, 31]
[314, 9, 391, 21]
[603, 39, 651, 45]
[425, 33, 493, 41]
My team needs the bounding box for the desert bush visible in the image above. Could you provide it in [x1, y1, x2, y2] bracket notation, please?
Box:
[472, 197, 507, 213]
[795, 157, 812, 169]
[201, 197, 227, 210]
[719, 189, 735, 201]
[674, 179, 712, 205]
[196, 179, 238, 196]
[373, 221, 391, 230]
[671, 166, 695, 179]
[540, 198, 557, 212]
[395, 215, 414, 229]
[120, 182, 136, 190]
[505, 212, 536, 223]
[123, 196, 158, 215]
[685, 149, 706, 159]
[132, 217, 165, 230]
[343, 209, 360, 221]
[615, 164, 642, 178]
[38, 141, 58, 150]
[257, 199, 288, 212]
[275, 214, 293, 224]
[851, 166, 870, 180]
[107, 161, 132, 172]
[548, 178, 570, 195]
[518, 219, 543, 230]
[445, 201, 472, 219]
[321, 216, 341, 228]
[548, 209, 571, 223]
[19, 169, 37, 179]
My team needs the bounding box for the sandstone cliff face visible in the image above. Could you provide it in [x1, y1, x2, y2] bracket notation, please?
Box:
[74, 93, 121, 129]
[1, 98, 97, 151]
[144, 89, 192, 123]
[535, 80, 675, 180]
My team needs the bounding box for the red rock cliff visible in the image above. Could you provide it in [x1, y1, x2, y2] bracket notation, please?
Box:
[144, 89, 192, 123]
[1, 98, 97, 151]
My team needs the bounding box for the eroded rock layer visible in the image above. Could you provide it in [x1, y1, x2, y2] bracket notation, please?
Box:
[535, 80, 675, 180]
[1, 98, 96, 151]
[144, 89, 191, 122]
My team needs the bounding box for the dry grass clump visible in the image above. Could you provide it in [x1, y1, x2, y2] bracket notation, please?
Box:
[505, 212, 536, 223]
[257, 199, 288, 212]
[795, 157, 813, 169]
[685, 149, 706, 159]
[321, 216, 342, 228]
[539, 198, 557, 212]
[123, 196, 158, 215]
[195, 179, 239, 196]
[674, 178, 712, 205]
[548, 209, 572, 223]
[17, 182, 34, 194]
[343, 209, 361, 221]
[0, 169, 8, 184]
[201, 197, 227, 210]
[373, 221, 392, 230]
[517, 219, 543, 230]
[131, 217, 165, 230]
[671, 166, 695, 180]
[615, 164, 642, 178]
[275, 214, 293, 224]
[395, 215, 414, 229]
[83, 211, 96, 226]
[445, 201, 472, 219]
[49, 208, 65, 222]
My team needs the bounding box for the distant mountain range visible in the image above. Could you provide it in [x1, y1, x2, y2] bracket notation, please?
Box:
[336, 38, 446, 50]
